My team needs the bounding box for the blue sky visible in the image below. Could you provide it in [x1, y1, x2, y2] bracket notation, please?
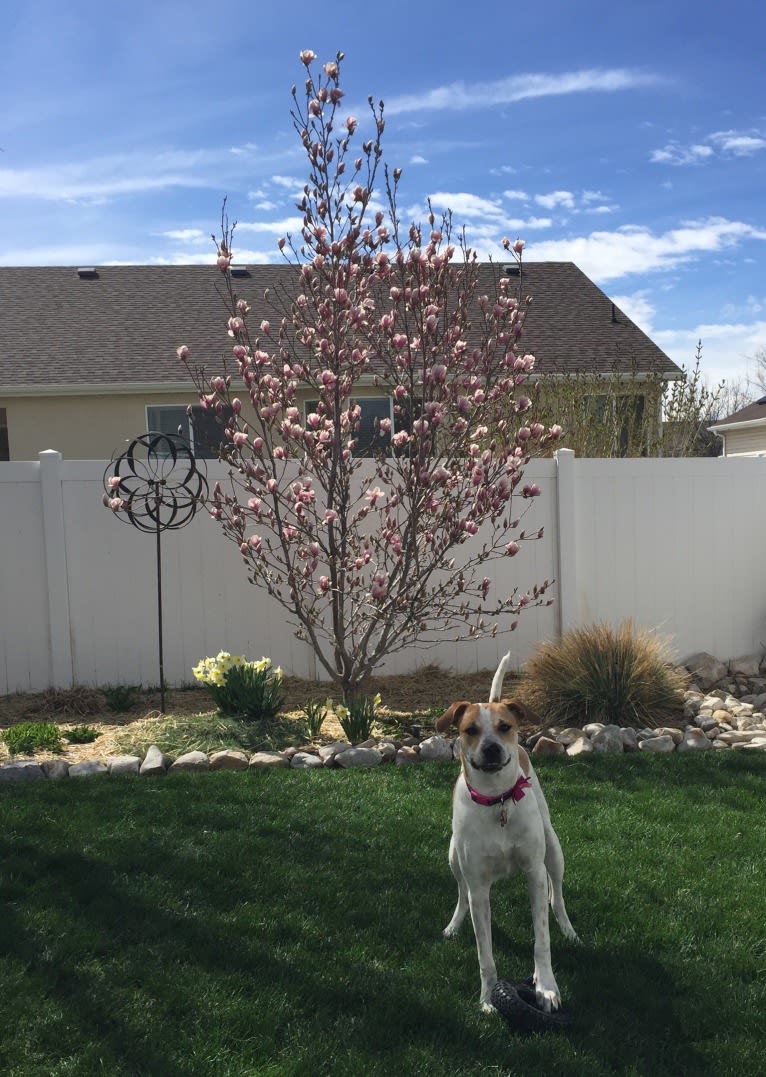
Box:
[2, 0, 765, 391]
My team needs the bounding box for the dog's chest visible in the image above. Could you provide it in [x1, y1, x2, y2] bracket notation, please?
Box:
[458, 804, 535, 877]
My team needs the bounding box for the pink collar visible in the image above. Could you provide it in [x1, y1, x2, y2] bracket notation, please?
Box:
[465, 773, 532, 808]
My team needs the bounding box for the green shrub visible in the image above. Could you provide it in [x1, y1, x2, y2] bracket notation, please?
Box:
[192, 653, 285, 721]
[3, 722, 63, 756]
[65, 726, 101, 744]
[102, 684, 141, 712]
[517, 621, 687, 729]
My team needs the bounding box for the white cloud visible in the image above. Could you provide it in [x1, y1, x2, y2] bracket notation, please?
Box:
[161, 228, 208, 242]
[503, 189, 530, 201]
[650, 143, 714, 166]
[654, 320, 766, 387]
[235, 215, 304, 235]
[534, 190, 576, 211]
[709, 130, 766, 156]
[525, 217, 766, 282]
[427, 191, 506, 219]
[410, 154, 428, 165]
[651, 128, 766, 166]
[611, 291, 656, 333]
[385, 68, 662, 116]
[0, 154, 219, 202]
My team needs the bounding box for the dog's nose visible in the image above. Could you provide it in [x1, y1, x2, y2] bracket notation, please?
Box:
[481, 740, 503, 764]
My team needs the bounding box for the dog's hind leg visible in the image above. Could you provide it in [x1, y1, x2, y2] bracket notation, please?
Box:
[443, 841, 469, 937]
[543, 824, 578, 942]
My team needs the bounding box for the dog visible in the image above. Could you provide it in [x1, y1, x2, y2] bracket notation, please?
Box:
[437, 652, 578, 1013]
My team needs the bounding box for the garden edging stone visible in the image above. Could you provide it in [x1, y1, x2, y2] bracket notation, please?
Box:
[2, 651, 765, 782]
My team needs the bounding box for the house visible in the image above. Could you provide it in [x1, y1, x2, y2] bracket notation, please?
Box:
[709, 396, 766, 456]
[0, 262, 682, 461]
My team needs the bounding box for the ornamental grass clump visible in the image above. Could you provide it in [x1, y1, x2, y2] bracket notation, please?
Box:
[192, 652, 285, 721]
[517, 621, 687, 729]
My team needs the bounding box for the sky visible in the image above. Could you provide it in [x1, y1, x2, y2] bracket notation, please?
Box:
[2, 0, 765, 395]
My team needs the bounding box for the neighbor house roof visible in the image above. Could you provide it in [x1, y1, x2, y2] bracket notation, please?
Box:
[0, 262, 682, 394]
[709, 395, 766, 432]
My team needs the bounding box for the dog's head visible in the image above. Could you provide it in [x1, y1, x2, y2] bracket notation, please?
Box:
[436, 699, 530, 775]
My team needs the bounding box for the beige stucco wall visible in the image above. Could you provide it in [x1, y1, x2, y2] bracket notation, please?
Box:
[2, 391, 196, 460]
[1, 384, 395, 461]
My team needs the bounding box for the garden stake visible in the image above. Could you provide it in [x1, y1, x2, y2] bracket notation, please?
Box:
[102, 432, 208, 713]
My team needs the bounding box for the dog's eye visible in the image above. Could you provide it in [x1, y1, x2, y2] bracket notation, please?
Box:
[464, 725, 479, 736]
[497, 722, 512, 733]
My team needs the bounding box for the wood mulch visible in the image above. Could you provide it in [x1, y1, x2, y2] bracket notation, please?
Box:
[1, 665, 531, 765]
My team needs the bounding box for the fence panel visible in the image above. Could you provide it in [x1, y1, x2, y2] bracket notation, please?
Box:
[1, 451, 765, 695]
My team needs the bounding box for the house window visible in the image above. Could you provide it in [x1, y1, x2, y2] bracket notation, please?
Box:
[305, 397, 393, 457]
[0, 408, 8, 461]
[146, 405, 230, 460]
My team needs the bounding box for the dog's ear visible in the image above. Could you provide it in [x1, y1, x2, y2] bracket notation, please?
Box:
[436, 701, 471, 734]
[502, 699, 540, 727]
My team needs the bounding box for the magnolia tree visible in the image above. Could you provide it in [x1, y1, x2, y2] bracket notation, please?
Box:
[178, 50, 561, 701]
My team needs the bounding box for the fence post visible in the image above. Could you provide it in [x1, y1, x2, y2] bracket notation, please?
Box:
[554, 448, 577, 636]
[39, 450, 74, 688]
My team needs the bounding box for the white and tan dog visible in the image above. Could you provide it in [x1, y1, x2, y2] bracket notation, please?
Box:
[437, 652, 578, 1013]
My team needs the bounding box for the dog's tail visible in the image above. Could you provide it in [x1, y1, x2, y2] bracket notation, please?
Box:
[489, 651, 513, 702]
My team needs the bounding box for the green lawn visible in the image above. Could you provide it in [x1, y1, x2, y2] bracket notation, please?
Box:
[1, 753, 764, 1076]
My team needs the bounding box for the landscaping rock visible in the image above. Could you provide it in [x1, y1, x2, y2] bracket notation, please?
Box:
[566, 737, 594, 756]
[638, 735, 675, 753]
[249, 751, 289, 769]
[591, 725, 624, 754]
[532, 736, 566, 756]
[681, 652, 727, 690]
[41, 759, 70, 779]
[335, 747, 382, 768]
[209, 750, 249, 771]
[69, 760, 108, 777]
[418, 735, 453, 763]
[290, 751, 324, 769]
[108, 755, 141, 776]
[620, 727, 639, 752]
[0, 760, 46, 782]
[729, 653, 763, 678]
[677, 728, 712, 752]
[169, 750, 209, 773]
[140, 745, 171, 776]
[395, 746, 419, 765]
[318, 742, 353, 765]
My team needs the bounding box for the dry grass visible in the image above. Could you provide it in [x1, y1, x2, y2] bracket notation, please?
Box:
[516, 621, 688, 729]
[1, 664, 532, 763]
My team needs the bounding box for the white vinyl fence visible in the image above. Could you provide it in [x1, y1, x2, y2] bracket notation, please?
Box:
[1, 449, 765, 694]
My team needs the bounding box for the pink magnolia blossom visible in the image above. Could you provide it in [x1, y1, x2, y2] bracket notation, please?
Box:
[176, 345, 190, 360]
[299, 49, 316, 65]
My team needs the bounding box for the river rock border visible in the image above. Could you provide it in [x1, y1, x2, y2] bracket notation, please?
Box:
[2, 651, 765, 783]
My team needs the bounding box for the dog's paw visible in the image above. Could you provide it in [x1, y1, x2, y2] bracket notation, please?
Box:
[533, 981, 561, 1013]
[480, 1000, 497, 1015]
[442, 923, 460, 938]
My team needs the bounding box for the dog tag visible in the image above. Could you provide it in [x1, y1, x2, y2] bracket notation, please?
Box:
[499, 806, 508, 827]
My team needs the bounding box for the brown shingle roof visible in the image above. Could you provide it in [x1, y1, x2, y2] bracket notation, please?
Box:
[0, 262, 680, 391]
[712, 396, 766, 427]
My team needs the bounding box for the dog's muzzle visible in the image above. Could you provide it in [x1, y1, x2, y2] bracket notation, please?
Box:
[472, 739, 511, 773]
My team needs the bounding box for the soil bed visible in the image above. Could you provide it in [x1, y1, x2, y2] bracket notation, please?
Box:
[1, 665, 532, 765]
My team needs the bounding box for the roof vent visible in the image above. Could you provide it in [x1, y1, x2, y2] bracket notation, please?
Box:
[504, 264, 521, 276]
[758, 394, 766, 406]
[77, 267, 99, 279]
[230, 265, 251, 277]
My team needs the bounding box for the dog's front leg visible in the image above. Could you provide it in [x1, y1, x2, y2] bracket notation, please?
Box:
[527, 864, 561, 1012]
[467, 884, 498, 1012]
